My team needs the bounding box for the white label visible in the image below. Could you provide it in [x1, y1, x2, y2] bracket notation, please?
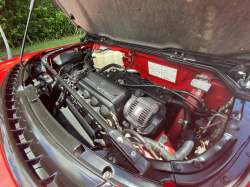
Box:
[148, 61, 177, 83]
[98, 46, 108, 50]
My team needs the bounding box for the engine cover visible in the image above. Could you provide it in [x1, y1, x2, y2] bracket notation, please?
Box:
[78, 72, 130, 118]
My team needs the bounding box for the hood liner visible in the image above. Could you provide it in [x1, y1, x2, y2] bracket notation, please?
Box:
[52, 0, 250, 56]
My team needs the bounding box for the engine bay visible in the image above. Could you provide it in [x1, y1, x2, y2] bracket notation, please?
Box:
[26, 42, 234, 179]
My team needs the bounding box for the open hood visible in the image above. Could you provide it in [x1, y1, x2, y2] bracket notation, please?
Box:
[51, 0, 250, 56]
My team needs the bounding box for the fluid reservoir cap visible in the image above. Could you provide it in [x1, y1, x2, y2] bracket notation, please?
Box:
[100, 105, 110, 117]
[91, 97, 99, 107]
[83, 90, 90, 99]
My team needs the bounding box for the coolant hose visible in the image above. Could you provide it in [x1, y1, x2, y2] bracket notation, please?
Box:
[168, 99, 191, 123]
[98, 63, 122, 74]
[144, 129, 194, 161]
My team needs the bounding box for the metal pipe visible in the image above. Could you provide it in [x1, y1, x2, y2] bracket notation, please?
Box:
[19, 0, 36, 71]
[0, 25, 12, 60]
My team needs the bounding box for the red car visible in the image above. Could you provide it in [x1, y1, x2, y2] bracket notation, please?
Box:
[1, 0, 250, 186]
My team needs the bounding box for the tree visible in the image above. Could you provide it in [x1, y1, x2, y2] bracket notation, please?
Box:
[0, 0, 76, 49]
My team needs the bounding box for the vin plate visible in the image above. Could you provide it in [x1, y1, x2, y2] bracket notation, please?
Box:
[148, 61, 177, 83]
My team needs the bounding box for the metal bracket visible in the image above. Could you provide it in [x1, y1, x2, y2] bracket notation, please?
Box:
[158, 134, 168, 145]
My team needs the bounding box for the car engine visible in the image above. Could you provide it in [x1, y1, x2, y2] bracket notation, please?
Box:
[27, 45, 235, 175]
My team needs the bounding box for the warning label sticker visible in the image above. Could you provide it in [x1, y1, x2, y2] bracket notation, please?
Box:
[148, 61, 177, 83]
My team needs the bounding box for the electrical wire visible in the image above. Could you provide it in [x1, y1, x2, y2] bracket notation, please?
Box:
[122, 52, 134, 76]
[131, 142, 146, 157]
[196, 120, 222, 134]
[59, 64, 69, 75]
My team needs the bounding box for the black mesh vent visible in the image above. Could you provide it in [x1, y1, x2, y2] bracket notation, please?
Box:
[138, 108, 150, 125]
[128, 100, 138, 116]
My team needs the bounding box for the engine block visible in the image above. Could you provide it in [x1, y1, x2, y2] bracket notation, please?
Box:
[78, 72, 130, 118]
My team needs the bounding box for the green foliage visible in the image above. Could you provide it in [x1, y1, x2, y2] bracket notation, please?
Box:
[0, 0, 79, 48]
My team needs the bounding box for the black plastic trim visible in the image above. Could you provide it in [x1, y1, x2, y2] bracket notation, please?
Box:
[0, 65, 163, 187]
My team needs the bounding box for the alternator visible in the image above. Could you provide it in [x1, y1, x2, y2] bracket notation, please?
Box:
[123, 96, 166, 136]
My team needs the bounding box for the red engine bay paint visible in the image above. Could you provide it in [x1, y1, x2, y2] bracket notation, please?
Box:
[203, 79, 232, 110]
[92, 43, 232, 140]
[43, 42, 233, 146]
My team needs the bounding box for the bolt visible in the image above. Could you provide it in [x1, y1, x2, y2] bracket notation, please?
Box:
[174, 164, 181, 171]
[163, 136, 166, 139]
[246, 152, 250, 157]
[108, 156, 115, 163]
[144, 143, 151, 150]
[130, 151, 137, 158]
[240, 47, 245, 51]
[222, 176, 230, 183]
[160, 95, 163, 98]
[178, 118, 184, 124]
[137, 7, 140, 10]
[103, 171, 112, 179]
[193, 160, 201, 168]
[117, 137, 123, 143]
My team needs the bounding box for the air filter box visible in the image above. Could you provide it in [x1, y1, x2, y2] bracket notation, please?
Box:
[53, 50, 83, 67]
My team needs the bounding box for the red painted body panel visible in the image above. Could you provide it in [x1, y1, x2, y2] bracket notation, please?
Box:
[203, 79, 232, 110]
[0, 144, 17, 187]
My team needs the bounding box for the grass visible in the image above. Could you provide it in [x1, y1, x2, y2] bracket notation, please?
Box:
[0, 34, 84, 60]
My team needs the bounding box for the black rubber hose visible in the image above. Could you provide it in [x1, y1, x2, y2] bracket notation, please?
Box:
[84, 51, 93, 64]
[98, 63, 122, 74]
[193, 109, 211, 117]
[173, 89, 203, 107]
[121, 129, 147, 144]
[168, 98, 191, 123]
[83, 51, 93, 70]
[144, 129, 194, 161]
